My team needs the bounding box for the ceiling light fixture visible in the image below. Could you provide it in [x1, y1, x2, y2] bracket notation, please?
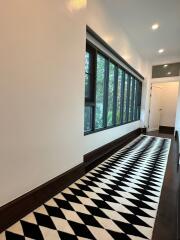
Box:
[158, 49, 164, 54]
[152, 23, 159, 30]
[67, 0, 86, 12]
[163, 64, 168, 68]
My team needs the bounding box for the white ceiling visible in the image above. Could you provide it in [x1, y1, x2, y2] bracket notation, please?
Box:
[102, 0, 180, 65]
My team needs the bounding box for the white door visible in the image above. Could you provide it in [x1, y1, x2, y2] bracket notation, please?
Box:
[149, 85, 162, 131]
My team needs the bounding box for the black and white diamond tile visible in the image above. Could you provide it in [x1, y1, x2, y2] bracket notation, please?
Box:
[0, 135, 171, 240]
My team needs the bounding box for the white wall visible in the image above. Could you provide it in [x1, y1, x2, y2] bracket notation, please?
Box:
[145, 77, 180, 131]
[0, 0, 152, 207]
[0, 0, 86, 207]
[84, 0, 151, 154]
[176, 86, 180, 130]
[153, 79, 180, 153]
[153, 82, 179, 127]
[175, 84, 180, 152]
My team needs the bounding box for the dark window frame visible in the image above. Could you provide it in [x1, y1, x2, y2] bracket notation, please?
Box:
[84, 44, 96, 133]
[84, 40, 143, 135]
[85, 44, 96, 103]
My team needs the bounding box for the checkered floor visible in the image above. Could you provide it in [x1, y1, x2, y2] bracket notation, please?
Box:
[0, 135, 171, 240]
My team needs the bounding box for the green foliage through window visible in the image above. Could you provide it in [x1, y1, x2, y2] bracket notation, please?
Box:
[116, 69, 123, 125]
[84, 106, 92, 132]
[123, 73, 130, 124]
[95, 54, 106, 129]
[85, 52, 90, 98]
[128, 76, 133, 122]
[107, 63, 115, 126]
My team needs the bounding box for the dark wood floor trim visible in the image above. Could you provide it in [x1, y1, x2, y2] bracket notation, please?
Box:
[0, 128, 141, 233]
[175, 130, 179, 149]
[159, 125, 175, 134]
[0, 163, 86, 233]
[176, 130, 180, 240]
[178, 173, 180, 240]
[84, 128, 141, 167]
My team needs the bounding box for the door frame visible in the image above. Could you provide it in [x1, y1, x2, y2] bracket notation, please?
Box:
[147, 77, 180, 133]
[148, 84, 162, 132]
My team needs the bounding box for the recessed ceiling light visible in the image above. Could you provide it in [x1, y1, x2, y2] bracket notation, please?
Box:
[167, 72, 171, 75]
[158, 49, 164, 54]
[163, 64, 168, 68]
[152, 23, 159, 30]
[67, 0, 87, 12]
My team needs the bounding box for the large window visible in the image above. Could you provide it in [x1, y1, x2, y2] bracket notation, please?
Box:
[84, 41, 142, 134]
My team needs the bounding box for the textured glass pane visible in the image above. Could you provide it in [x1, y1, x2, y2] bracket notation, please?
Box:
[107, 63, 115, 126]
[85, 52, 90, 73]
[95, 54, 105, 129]
[85, 74, 90, 98]
[123, 73, 128, 123]
[136, 81, 142, 120]
[85, 52, 91, 98]
[139, 82, 142, 119]
[84, 106, 92, 132]
[116, 68, 123, 125]
[128, 76, 133, 122]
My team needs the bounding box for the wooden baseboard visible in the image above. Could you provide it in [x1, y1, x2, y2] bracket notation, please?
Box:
[176, 130, 180, 240]
[159, 126, 175, 134]
[0, 163, 85, 233]
[141, 128, 147, 134]
[84, 128, 141, 167]
[0, 128, 141, 233]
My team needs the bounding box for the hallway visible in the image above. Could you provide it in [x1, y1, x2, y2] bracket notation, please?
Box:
[0, 1, 180, 239]
[1, 132, 178, 240]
